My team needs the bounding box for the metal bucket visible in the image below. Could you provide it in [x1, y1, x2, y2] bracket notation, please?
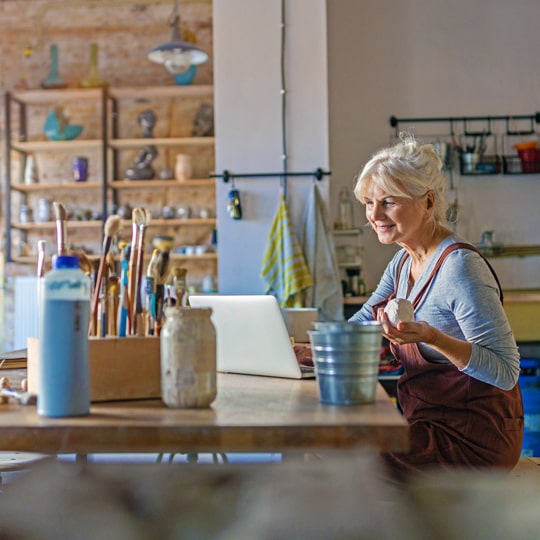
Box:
[308, 321, 382, 405]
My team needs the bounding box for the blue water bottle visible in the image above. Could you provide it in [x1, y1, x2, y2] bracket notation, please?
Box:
[38, 254, 91, 417]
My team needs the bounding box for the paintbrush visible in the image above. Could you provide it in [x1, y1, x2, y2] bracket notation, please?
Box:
[118, 242, 131, 337]
[146, 249, 160, 335]
[134, 207, 152, 327]
[153, 249, 171, 336]
[72, 249, 93, 277]
[37, 240, 47, 278]
[127, 208, 144, 334]
[169, 266, 188, 307]
[89, 214, 122, 336]
[99, 252, 116, 337]
[128, 208, 152, 335]
[52, 201, 68, 255]
[107, 275, 120, 336]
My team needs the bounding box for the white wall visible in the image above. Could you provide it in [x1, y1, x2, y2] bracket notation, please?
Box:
[213, 0, 329, 294]
[327, 0, 540, 290]
[214, 0, 540, 294]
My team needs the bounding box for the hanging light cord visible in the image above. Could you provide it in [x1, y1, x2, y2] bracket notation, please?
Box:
[280, 0, 288, 197]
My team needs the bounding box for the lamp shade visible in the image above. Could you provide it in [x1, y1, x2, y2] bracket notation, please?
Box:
[148, 6, 208, 75]
[148, 42, 208, 74]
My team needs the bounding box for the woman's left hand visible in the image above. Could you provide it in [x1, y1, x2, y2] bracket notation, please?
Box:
[376, 308, 436, 345]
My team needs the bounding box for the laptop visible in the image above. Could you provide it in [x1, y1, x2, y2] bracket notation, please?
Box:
[188, 295, 316, 379]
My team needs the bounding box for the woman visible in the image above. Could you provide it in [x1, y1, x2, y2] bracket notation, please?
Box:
[350, 134, 523, 480]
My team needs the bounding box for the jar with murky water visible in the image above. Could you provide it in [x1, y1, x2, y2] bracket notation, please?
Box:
[160, 306, 217, 408]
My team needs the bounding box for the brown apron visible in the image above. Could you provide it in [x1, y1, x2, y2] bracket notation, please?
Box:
[374, 243, 524, 478]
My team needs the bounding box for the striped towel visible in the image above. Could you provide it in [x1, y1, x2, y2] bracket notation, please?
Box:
[300, 184, 344, 321]
[261, 194, 313, 307]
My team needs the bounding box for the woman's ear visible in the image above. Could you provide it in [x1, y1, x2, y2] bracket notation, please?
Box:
[426, 190, 435, 210]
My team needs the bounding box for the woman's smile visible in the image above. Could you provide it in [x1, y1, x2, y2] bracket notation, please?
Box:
[364, 184, 428, 247]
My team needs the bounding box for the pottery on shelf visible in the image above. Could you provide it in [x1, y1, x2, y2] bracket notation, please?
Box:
[80, 43, 108, 88]
[192, 103, 214, 136]
[175, 153, 192, 181]
[24, 154, 39, 184]
[139, 109, 157, 138]
[44, 106, 83, 141]
[125, 145, 158, 180]
[41, 44, 67, 89]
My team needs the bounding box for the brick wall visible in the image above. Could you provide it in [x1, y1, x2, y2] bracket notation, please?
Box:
[0, 0, 214, 349]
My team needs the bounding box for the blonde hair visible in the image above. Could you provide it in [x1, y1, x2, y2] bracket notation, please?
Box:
[353, 133, 448, 226]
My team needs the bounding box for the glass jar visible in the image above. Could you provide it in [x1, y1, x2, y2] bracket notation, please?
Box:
[37, 198, 52, 222]
[337, 187, 354, 230]
[19, 204, 33, 224]
[160, 306, 217, 408]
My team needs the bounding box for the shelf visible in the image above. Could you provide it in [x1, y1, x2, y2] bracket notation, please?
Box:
[109, 179, 215, 189]
[120, 218, 216, 228]
[10, 88, 103, 105]
[12, 220, 103, 231]
[108, 137, 215, 149]
[9, 252, 218, 266]
[503, 156, 540, 175]
[10, 140, 103, 153]
[117, 252, 217, 262]
[11, 182, 102, 193]
[343, 296, 369, 304]
[5, 85, 217, 278]
[478, 245, 540, 258]
[170, 253, 218, 262]
[333, 228, 363, 236]
[459, 154, 501, 175]
[107, 85, 214, 100]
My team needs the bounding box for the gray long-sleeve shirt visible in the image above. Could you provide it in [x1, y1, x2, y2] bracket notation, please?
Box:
[349, 235, 520, 390]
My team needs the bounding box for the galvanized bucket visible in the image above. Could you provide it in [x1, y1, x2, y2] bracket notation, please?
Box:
[308, 321, 382, 405]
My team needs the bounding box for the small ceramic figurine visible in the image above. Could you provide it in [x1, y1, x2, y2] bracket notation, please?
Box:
[139, 109, 157, 138]
[192, 103, 214, 137]
[125, 109, 158, 180]
[125, 145, 158, 180]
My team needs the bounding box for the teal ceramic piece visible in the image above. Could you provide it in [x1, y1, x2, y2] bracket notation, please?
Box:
[41, 44, 67, 89]
[44, 108, 83, 141]
[173, 64, 197, 85]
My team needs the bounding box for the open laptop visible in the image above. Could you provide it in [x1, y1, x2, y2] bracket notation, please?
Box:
[188, 295, 315, 379]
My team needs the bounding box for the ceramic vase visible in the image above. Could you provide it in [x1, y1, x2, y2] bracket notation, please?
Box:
[175, 153, 192, 181]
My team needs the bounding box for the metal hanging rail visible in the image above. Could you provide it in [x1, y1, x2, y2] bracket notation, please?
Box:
[211, 168, 330, 183]
[390, 112, 540, 136]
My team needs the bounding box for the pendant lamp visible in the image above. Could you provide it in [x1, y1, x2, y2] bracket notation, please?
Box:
[148, 0, 208, 75]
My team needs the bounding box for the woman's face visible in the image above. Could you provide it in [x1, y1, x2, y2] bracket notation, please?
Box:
[363, 182, 428, 247]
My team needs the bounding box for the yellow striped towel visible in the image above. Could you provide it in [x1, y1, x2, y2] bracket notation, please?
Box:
[261, 194, 313, 307]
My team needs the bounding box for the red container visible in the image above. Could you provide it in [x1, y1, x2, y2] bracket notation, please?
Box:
[518, 148, 540, 173]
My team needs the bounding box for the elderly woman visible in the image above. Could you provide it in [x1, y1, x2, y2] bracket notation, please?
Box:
[349, 134, 523, 480]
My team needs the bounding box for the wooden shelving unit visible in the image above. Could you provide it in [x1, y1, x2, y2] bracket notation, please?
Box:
[5, 85, 218, 288]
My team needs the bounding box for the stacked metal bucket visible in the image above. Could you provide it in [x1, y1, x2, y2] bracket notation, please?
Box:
[308, 321, 382, 405]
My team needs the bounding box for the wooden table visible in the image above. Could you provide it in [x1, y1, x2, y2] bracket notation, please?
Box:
[0, 371, 408, 455]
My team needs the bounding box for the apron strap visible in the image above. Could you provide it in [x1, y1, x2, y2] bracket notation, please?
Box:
[370, 251, 410, 318]
[410, 242, 504, 308]
[370, 242, 503, 319]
